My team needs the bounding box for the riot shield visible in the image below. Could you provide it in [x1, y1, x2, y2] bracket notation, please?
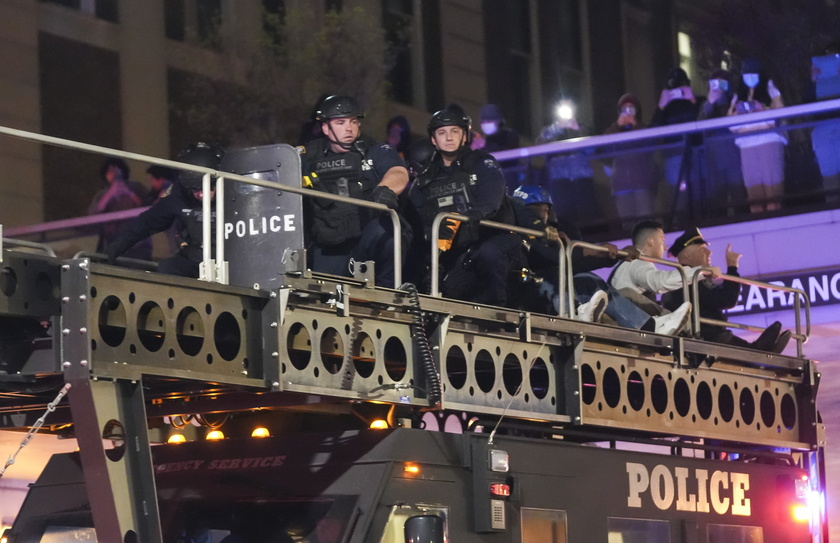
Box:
[220, 144, 304, 290]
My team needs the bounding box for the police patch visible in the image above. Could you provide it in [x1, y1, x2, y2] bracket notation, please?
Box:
[484, 159, 500, 169]
[295, 145, 306, 155]
[161, 184, 173, 198]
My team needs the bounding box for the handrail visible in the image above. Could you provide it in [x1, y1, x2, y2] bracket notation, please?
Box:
[493, 97, 840, 161]
[0, 124, 404, 289]
[4, 207, 148, 239]
[428, 212, 568, 317]
[1, 237, 57, 258]
[690, 268, 810, 357]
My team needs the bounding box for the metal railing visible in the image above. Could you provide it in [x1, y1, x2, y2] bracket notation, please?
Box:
[0, 124, 404, 289]
[492, 97, 840, 238]
[689, 268, 810, 357]
[428, 212, 568, 316]
[0, 123, 818, 349]
[559, 241, 810, 352]
[565, 241, 693, 331]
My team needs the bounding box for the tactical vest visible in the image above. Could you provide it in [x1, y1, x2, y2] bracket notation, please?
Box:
[178, 207, 216, 262]
[415, 164, 473, 229]
[414, 150, 512, 245]
[305, 138, 371, 246]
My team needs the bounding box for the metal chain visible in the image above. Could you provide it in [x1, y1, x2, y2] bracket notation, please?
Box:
[0, 383, 71, 479]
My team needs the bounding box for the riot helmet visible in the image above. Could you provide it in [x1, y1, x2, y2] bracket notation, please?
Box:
[315, 95, 365, 121]
[427, 104, 472, 137]
[405, 139, 436, 179]
[316, 95, 365, 151]
[177, 142, 224, 191]
[512, 185, 553, 207]
[427, 104, 472, 156]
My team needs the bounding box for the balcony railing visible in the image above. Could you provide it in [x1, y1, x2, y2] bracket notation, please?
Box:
[493, 97, 840, 240]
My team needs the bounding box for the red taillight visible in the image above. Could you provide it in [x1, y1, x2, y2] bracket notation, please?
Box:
[489, 483, 510, 496]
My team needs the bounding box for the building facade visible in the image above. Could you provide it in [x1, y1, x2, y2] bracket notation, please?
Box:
[0, 0, 695, 226]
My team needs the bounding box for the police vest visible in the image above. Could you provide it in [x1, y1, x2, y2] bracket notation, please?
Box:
[415, 150, 511, 244]
[304, 138, 373, 246]
[178, 206, 216, 262]
[416, 163, 474, 228]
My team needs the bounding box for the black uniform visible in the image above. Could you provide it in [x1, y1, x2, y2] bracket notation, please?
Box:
[106, 182, 214, 278]
[662, 265, 742, 344]
[408, 149, 520, 306]
[301, 135, 406, 288]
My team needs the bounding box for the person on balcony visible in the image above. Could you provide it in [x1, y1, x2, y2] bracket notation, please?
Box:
[603, 94, 658, 231]
[728, 59, 787, 213]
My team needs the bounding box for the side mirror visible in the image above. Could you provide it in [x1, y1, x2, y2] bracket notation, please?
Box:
[404, 515, 444, 543]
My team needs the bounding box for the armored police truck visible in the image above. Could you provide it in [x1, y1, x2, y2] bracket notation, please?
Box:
[0, 134, 827, 542]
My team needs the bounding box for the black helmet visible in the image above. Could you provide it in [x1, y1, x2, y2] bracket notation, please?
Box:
[405, 139, 436, 178]
[315, 95, 365, 121]
[177, 142, 224, 190]
[427, 104, 472, 137]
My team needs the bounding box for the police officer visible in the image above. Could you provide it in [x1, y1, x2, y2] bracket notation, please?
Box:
[299, 94, 409, 288]
[106, 142, 224, 278]
[408, 104, 520, 306]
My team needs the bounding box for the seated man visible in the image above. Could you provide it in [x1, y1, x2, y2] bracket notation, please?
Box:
[609, 220, 700, 333]
[511, 186, 690, 335]
[661, 227, 791, 353]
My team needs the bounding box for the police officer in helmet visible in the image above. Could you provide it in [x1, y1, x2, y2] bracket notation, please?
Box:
[300, 94, 409, 287]
[408, 104, 520, 306]
[106, 142, 224, 278]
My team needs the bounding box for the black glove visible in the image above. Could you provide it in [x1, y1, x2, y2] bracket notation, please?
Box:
[371, 185, 399, 210]
[461, 210, 485, 242]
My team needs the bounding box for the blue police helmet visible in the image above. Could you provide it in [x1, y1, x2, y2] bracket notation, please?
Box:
[512, 185, 553, 207]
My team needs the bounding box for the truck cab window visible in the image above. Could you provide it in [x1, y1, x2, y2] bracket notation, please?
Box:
[521, 508, 568, 543]
[607, 517, 670, 543]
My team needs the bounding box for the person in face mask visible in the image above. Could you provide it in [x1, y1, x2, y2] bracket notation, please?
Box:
[698, 68, 747, 216]
[471, 103, 521, 190]
[473, 104, 519, 152]
[728, 59, 787, 213]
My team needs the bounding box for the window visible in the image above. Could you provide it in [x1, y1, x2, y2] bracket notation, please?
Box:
[196, 0, 222, 43]
[678, 31, 692, 74]
[378, 505, 449, 543]
[164, 0, 186, 41]
[607, 517, 670, 543]
[707, 524, 763, 543]
[484, 0, 535, 135]
[40, 0, 118, 22]
[382, 0, 414, 105]
[163, 0, 222, 45]
[521, 508, 568, 543]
